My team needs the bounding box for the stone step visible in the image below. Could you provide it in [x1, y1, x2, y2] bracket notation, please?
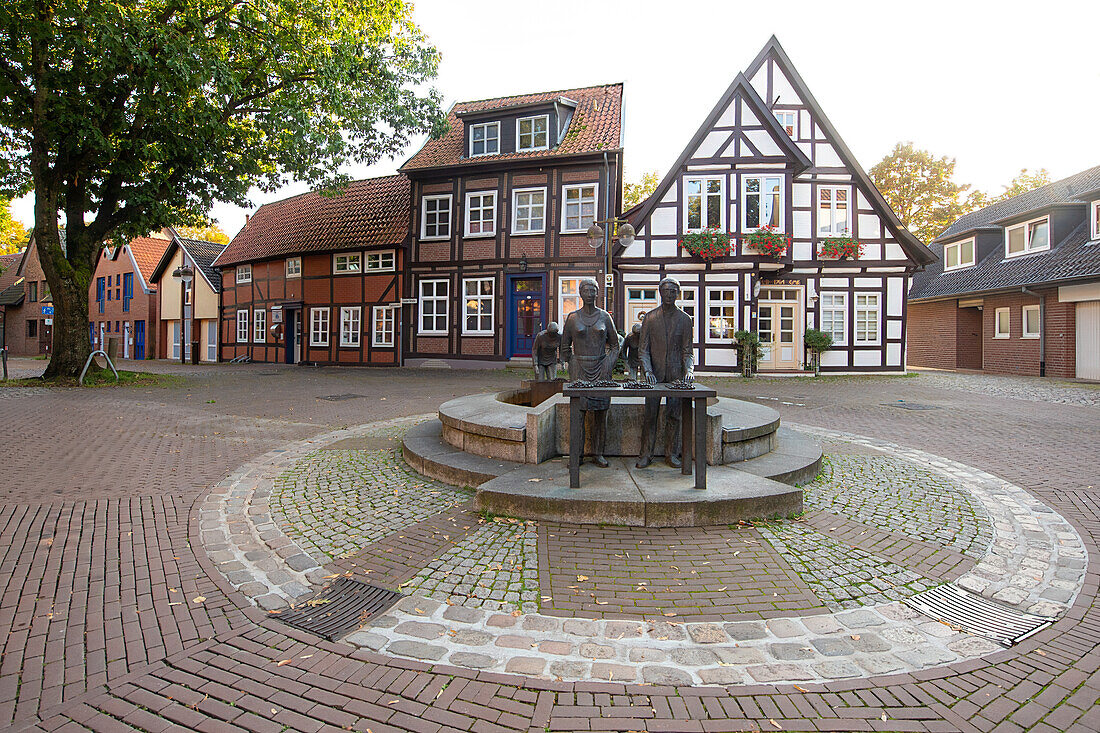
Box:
[735, 427, 823, 486]
[402, 420, 514, 488]
[417, 359, 452, 369]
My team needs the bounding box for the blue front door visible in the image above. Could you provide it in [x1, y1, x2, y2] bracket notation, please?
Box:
[507, 275, 545, 357]
[135, 320, 145, 360]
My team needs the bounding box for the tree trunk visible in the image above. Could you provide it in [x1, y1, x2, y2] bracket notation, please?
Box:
[35, 210, 94, 380]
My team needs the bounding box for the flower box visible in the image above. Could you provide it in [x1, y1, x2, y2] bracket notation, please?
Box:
[742, 225, 790, 260]
[819, 236, 863, 260]
[680, 228, 731, 260]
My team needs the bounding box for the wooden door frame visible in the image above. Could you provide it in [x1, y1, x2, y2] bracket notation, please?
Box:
[505, 272, 547, 359]
[757, 287, 804, 370]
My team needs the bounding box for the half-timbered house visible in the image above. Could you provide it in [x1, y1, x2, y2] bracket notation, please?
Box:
[620, 37, 934, 374]
[212, 174, 409, 365]
[399, 84, 623, 367]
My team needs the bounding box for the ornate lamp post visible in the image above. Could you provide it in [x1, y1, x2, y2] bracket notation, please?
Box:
[171, 265, 195, 363]
[585, 219, 635, 311]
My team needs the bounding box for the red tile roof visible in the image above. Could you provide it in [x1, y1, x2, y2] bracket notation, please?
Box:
[401, 83, 624, 171]
[0, 252, 22, 290]
[122, 235, 172, 287]
[213, 174, 411, 268]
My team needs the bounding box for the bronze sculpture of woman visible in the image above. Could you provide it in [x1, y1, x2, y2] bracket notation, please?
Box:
[560, 278, 619, 466]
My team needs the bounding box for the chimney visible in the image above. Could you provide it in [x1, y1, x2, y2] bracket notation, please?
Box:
[245, 213, 251, 225]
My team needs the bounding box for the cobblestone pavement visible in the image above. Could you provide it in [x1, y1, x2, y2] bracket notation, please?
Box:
[2, 364, 1100, 731]
[914, 369, 1100, 407]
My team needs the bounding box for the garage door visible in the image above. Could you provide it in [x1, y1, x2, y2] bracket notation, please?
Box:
[1077, 301, 1100, 380]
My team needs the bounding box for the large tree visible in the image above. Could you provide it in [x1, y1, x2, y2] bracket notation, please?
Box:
[0, 198, 27, 254]
[869, 142, 982, 243]
[989, 168, 1051, 204]
[0, 0, 445, 377]
[174, 223, 230, 245]
[623, 170, 660, 211]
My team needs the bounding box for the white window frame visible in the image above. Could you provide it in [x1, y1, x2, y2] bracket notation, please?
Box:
[465, 191, 497, 237]
[333, 252, 362, 274]
[339, 306, 361, 348]
[1022, 305, 1040, 339]
[558, 277, 584, 324]
[562, 184, 599, 234]
[1005, 215, 1050, 258]
[469, 121, 500, 157]
[854, 293, 880, 345]
[236, 264, 252, 284]
[421, 195, 452, 240]
[994, 307, 1010, 339]
[943, 238, 975, 271]
[366, 250, 396, 272]
[817, 185, 851, 237]
[678, 286, 699, 340]
[773, 110, 797, 138]
[285, 257, 301, 278]
[516, 114, 550, 152]
[512, 187, 546, 235]
[705, 286, 739, 344]
[310, 307, 330, 346]
[684, 177, 725, 233]
[236, 309, 249, 343]
[819, 292, 848, 347]
[253, 308, 266, 343]
[626, 287, 658, 327]
[1091, 201, 1100, 240]
[742, 175, 785, 232]
[419, 279, 450, 335]
[171, 322, 181, 359]
[206, 320, 217, 362]
[372, 306, 396, 347]
[462, 277, 495, 336]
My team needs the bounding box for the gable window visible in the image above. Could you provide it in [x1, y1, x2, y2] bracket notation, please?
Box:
[254, 308, 267, 343]
[513, 188, 546, 234]
[122, 272, 133, 312]
[366, 250, 396, 272]
[774, 110, 797, 138]
[28, 281, 37, 302]
[310, 307, 330, 346]
[470, 122, 499, 156]
[944, 238, 975, 271]
[517, 115, 549, 151]
[1022, 305, 1040, 339]
[706, 287, 739, 343]
[1006, 216, 1049, 257]
[854, 294, 880, 344]
[236, 264, 251, 284]
[559, 277, 584, 323]
[333, 252, 361, 274]
[743, 175, 783, 231]
[96, 277, 105, 313]
[1092, 201, 1100, 240]
[422, 195, 452, 240]
[419, 279, 449, 335]
[339, 306, 361, 347]
[562, 184, 598, 233]
[372, 306, 395, 347]
[286, 257, 301, 278]
[236, 309, 249, 343]
[463, 277, 495, 335]
[685, 177, 723, 231]
[994, 307, 1010, 338]
[819, 292, 848, 346]
[817, 186, 850, 237]
[465, 192, 496, 237]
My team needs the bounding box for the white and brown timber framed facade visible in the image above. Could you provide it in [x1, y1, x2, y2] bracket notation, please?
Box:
[619, 37, 934, 374]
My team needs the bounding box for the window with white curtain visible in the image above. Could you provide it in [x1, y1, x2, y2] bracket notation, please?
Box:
[513, 188, 546, 233]
[819, 292, 847, 346]
[253, 308, 266, 343]
[562, 185, 597, 233]
[372, 306, 395, 347]
[706, 287, 739, 343]
[340, 306, 361, 347]
[419, 279, 449, 334]
[236, 309, 249, 343]
[310, 307, 330, 346]
[854, 294, 879, 344]
[465, 192, 496, 236]
[817, 186, 850, 237]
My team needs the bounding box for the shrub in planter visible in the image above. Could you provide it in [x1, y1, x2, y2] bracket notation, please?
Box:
[804, 328, 833, 375]
[734, 329, 764, 377]
[819, 236, 863, 259]
[680, 228, 731, 260]
[743, 225, 790, 260]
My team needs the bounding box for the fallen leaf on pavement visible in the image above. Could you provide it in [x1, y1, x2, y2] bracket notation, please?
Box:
[192, 596, 206, 604]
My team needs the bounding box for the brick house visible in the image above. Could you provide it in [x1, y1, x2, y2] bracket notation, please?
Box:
[0, 234, 56, 356]
[88, 231, 171, 359]
[908, 165, 1100, 380]
[212, 174, 410, 365]
[148, 234, 227, 362]
[399, 84, 623, 367]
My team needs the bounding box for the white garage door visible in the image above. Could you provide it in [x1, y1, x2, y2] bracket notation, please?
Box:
[1077, 301, 1100, 380]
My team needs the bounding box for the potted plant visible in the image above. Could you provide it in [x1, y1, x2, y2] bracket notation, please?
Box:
[819, 236, 862, 260]
[743, 225, 790, 260]
[734, 329, 764, 377]
[804, 328, 833, 375]
[680, 228, 731, 260]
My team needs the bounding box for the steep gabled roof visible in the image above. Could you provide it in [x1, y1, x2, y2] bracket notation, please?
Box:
[213, 174, 411, 268]
[400, 83, 623, 172]
[149, 232, 227, 293]
[0, 252, 24, 307]
[626, 72, 811, 233]
[744, 36, 935, 266]
[933, 165, 1100, 243]
[122, 235, 172, 289]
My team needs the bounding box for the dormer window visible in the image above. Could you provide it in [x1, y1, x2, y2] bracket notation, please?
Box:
[517, 114, 549, 151]
[470, 122, 499, 156]
[1092, 201, 1100, 240]
[1006, 216, 1049, 257]
[774, 110, 797, 138]
[943, 238, 974, 271]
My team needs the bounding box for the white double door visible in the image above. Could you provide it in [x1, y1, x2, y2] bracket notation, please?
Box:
[757, 289, 802, 370]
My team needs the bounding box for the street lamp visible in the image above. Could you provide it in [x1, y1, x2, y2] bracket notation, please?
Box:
[172, 265, 195, 363]
[586, 219, 635, 310]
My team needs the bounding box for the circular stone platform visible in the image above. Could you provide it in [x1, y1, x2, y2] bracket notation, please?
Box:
[401, 391, 822, 527]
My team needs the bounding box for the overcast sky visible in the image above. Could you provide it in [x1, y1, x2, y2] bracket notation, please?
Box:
[11, 0, 1100, 236]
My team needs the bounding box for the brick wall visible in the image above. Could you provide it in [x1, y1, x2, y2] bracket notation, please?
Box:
[906, 300, 957, 370]
[3, 242, 49, 356]
[980, 288, 1074, 378]
[88, 248, 157, 359]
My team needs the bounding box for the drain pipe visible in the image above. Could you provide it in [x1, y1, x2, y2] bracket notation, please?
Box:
[1021, 286, 1045, 376]
[603, 151, 612, 311]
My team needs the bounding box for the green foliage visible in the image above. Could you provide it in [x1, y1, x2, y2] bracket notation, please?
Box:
[623, 170, 659, 210]
[986, 168, 1052, 205]
[0, 199, 27, 254]
[870, 142, 983, 243]
[743, 225, 789, 259]
[804, 328, 833, 353]
[174, 224, 230, 245]
[680, 227, 730, 260]
[734, 329, 763, 375]
[818, 237, 862, 259]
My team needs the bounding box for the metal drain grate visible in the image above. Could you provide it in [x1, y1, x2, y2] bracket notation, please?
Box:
[883, 400, 939, 410]
[317, 393, 368, 402]
[272, 578, 403, 641]
[904, 584, 1054, 646]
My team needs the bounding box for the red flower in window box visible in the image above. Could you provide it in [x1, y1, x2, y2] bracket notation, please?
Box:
[743, 225, 790, 260]
[819, 237, 863, 259]
[680, 228, 731, 260]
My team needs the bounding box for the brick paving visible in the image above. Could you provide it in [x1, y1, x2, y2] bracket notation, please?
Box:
[1, 363, 1099, 731]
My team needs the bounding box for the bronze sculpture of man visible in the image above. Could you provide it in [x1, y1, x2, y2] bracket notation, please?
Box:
[561, 278, 619, 467]
[622, 323, 642, 381]
[531, 322, 562, 380]
[637, 276, 695, 468]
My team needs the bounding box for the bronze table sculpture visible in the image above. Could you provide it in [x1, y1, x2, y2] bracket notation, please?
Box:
[531, 322, 563, 380]
[637, 276, 695, 468]
[561, 278, 619, 467]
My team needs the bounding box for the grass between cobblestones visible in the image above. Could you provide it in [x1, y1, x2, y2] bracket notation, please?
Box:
[1, 369, 183, 388]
